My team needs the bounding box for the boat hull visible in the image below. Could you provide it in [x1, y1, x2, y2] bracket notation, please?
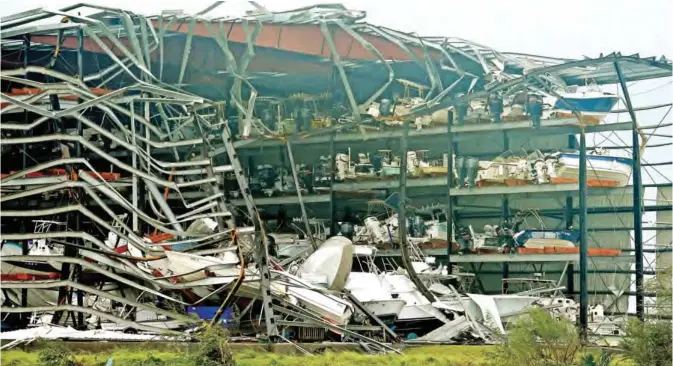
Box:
[361, 299, 407, 323]
[554, 96, 618, 113]
[553, 154, 632, 187]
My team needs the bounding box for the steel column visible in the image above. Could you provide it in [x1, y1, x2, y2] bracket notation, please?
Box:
[20, 35, 30, 323]
[614, 60, 644, 320]
[578, 130, 588, 339]
[131, 103, 139, 232]
[329, 131, 337, 236]
[502, 195, 510, 293]
[400, 121, 435, 301]
[565, 195, 575, 298]
[445, 110, 454, 264]
[75, 28, 85, 329]
[286, 139, 317, 249]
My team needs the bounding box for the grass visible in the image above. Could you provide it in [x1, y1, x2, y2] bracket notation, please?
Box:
[0, 345, 636, 366]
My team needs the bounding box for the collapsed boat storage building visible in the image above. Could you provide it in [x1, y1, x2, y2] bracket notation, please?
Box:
[0, 2, 671, 346]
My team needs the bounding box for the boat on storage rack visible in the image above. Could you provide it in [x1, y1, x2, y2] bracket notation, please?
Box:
[549, 86, 620, 124]
[548, 151, 632, 187]
[514, 230, 579, 248]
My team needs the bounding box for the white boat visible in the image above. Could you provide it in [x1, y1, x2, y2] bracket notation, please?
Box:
[298, 236, 353, 291]
[549, 151, 632, 187]
[379, 150, 401, 177]
[380, 274, 450, 325]
[164, 251, 240, 282]
[466, 99, 489, 120]
[548, 87, 619, 124]
[477, 157, 531, 185]
[345, 272, 406, 323]
[1, 240, 62, 276]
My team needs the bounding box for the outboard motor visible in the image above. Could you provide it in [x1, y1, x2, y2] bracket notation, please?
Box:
[300, 107, 312, 132]
[465, 157, 480, 187]
[456, 225, 472, 254]
[371, 153, 383, 175]
[455, 93, 468, 125]
[380, 99, 392, 117]
[248, 174, 263, 196]
[335, 153, 349, 181]
[260, 109, 276, 132]
[339, 222, 355, 240]
[258, 165, 277, 191]
[488, 94, 504, 123]
[228, 116, 239, 139]
[455, 156, 466, 188]
[364, 217, 385, 244]
[299, 165, 314, 194]
[266, 234, 278, 257]
[532, 158, 547, 184]
[527, 94, 543, 128]
[406, 151, 418, 175]
[410, 215, 426, 238]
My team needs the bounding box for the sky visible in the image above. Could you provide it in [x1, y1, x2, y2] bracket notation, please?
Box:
[2, 0, 672, 311]
[1, 0, 672, 59]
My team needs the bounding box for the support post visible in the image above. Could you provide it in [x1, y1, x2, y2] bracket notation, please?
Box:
[75, 28, 85, 329]
[614, 60, 644, 320]
[579, 130, 588, 340]
[565, 195, 575, 299]
[502, 195, 510, 293]
[445, 110, 454, 264]
[20, 35, 30, 323]
[131, 103, 139, 232]
[399, 121, 435, 302]
[285, 139, 317, 250]
[329, 131, 337, 237]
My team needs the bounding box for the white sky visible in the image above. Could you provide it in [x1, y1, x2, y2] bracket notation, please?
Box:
[1, 0, 672, 60]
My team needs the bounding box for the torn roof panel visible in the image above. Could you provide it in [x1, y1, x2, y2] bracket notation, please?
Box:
[1, 3, 669, 108]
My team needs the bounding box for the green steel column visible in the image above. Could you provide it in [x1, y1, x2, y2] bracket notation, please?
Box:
[400, 121, 435, 301]
[445, 111, 454, 264]
[614, 61, 644, 320]
[579, 130, 588, 339]
[565, 196, 575, 298]
[501, 132, 510, 293]
[329, 131, 337, 236]
[502, 195, 510, 293]
[75, 27, 85, 329]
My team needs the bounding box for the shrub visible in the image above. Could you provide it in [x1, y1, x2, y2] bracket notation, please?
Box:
[620, 266, 672, 366]
[490, 307, 581, 366]
[37, 344, 81, 366]
[191, 326, 236, 366]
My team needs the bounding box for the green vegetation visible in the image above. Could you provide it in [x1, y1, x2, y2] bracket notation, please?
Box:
[489, 307, 637, 366]
[36, 343, 81, 366]
[4, 303, 666, 366]
[2, 345, 495, 366]
[1, 344, 636, 366]
[620, 266, 672, 366]
[490, 307, 583, 366]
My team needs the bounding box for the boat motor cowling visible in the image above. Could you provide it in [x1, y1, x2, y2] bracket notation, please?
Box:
[465, 157, 479, 187]
[380, 98, 392, 117]
[455, 156, 466, 188]
[488, 94, 504, 123]
[260, 109, 276, 131]
[339, 222, 355, 240]
[527, 94, 543, 128]
[371, 153, 383, 173]
[454, 93, 468, 125]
